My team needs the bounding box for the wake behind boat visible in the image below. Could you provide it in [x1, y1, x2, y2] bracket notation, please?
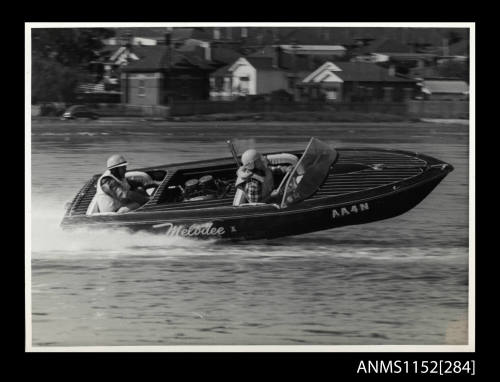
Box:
[60, 138, 453, 240]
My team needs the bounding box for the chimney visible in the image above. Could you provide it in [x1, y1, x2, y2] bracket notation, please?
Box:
[164, 28, 173, 47]
[213, 28, 220, 40]
[201, 41, 211, 61]
[165, 28, 173, 68]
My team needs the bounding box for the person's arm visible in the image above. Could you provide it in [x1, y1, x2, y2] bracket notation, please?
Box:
[127, 189, 150, 205]
[244, 179, 262, 203]
[101, 177, 129, 202]
[102, 177, 149, 204]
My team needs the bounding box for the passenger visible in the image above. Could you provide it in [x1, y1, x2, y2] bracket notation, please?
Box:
[235, 149, 291, 204]
[94, 154, 150, 213]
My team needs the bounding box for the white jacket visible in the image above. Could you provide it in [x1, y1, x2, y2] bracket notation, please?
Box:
[94, 170, 131, 213]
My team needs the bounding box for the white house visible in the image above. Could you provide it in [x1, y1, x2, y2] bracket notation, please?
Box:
[299, 62, 344, 101]
[209, 56, 289, 100]
[297, 61, 417, 102]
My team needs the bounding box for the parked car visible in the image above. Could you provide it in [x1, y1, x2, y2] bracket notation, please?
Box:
[40, 103, 66, 117]
[61, 105, 99, 120]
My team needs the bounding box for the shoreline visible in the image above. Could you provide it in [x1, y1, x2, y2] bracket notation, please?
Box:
[30, 116, 469, 129]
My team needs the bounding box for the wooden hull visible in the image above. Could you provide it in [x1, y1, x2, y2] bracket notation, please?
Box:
[60, 148, 453, 241]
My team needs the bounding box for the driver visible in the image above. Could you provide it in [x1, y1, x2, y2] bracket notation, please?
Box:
[94, 154, 150, 213]
[235, 149, 290, 204]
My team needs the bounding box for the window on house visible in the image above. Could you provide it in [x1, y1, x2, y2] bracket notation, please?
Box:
[404, 88, 413, 100]
[215, 77, 224, 91]
[326, 89, 337, 100]
[138, 79, 145, 96]
[239, 76, 250, 94]
[241, 27, 248, 38]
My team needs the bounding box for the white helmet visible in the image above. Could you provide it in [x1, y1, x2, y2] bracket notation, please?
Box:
[107, 154, 128, 170]
[241, 149, 261, 170]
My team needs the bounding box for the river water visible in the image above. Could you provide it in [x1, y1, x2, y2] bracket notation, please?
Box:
[29, 119, 470, 348]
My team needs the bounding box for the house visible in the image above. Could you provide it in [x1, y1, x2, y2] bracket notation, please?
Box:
[177, 39, 242, 66]
[295, 61, 418, 102]
[208, 44, 350, 100]
[352, 38, 414, 55]
[434, 39, 469, 63]
[97, 28, 239, 89]
[209, 55, 291, 100]
[104, 28, 211, 47]
[120, 46, 214, 105]
[103, 35, 158, 46]
[168, 28, 212, 47]
[407, 39, 468, 81]
[247, 44, 347, 70]
[277, 44, 347, 72]
[350, 38, 437, 74]
[91, 45, 167, 92]
[419, 79, 469, 101]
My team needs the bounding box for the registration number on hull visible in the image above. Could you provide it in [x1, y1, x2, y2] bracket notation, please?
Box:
[332, 202, 369, 219]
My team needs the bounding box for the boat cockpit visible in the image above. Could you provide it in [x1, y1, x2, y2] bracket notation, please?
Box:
[152, 138, 337, 209]
[84, 138, 337, 216]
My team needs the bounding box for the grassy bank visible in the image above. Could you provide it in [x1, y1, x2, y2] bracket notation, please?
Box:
[167, 111, 414, 123]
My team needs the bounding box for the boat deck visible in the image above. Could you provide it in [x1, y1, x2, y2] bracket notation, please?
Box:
[315, 149, 426, 198]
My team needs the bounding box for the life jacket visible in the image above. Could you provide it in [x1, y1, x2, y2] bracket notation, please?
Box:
[234, 166, 274, 205]
[92, 170, 131, 213]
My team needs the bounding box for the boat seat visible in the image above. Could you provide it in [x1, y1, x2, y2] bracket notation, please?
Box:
[86, 196, 100, 215]
[86, 196, 119, 215]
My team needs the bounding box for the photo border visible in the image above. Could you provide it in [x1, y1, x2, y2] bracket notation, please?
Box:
[25, 21, 475, 353]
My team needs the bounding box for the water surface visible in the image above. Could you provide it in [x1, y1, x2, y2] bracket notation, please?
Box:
[30, 120, 469, 347]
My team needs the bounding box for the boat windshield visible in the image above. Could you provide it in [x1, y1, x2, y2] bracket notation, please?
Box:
[280, 138, 337, 207]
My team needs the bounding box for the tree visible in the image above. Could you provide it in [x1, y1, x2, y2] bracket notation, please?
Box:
[31, 28, 114, 103]
[32, 28, 114, 67]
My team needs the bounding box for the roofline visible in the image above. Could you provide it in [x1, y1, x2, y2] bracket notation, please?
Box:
[121, 68, 165, 73]
[298, 79, 417, 85]
[279, 44, 346, 50]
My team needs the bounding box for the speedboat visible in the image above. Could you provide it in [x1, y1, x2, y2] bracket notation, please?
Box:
[60, 138, 453, 240]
